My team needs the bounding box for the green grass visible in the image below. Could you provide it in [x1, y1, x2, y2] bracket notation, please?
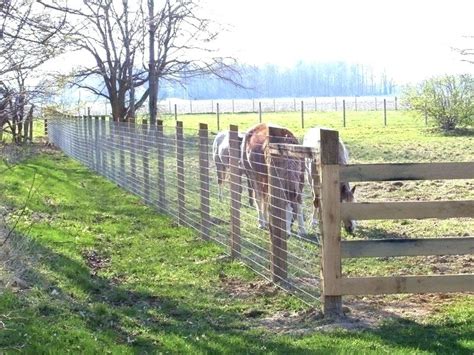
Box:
[0, 111, 472, 353]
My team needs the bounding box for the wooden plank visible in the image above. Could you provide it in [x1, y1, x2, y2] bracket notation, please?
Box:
[100, 116, 106, 174]
[319, 129, 343, 317]
[341, 237, 474, 258]
[341, 162, 474, 182]
[94, 117, 100, 171]
[119, 122, 125, 186]
[142, 121, 150, 201]
[268, 143, 317, 158]
[157, 120, 166, 212]
[108, 118, 116, 181]
[129, 120, 137, 179]
[338, 274, 474, 295]
[199, 123, 210, 241]
[342, 200, 474, 220]
[229, 125, 241, 258]
[176, 121, 185, 225]
[268, 126, 288, 283]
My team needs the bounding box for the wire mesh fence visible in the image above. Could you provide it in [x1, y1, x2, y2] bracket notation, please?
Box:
[48, 116, 324, 306]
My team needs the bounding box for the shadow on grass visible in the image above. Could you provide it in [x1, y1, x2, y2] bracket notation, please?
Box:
[3, 232, 472, 354]
[1, 233, 311, 353]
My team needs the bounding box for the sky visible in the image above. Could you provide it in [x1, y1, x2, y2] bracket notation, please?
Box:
[204, 0, 474, 83]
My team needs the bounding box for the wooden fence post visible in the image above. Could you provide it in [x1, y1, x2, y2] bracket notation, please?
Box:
[293, 98, 296, 111]
[129, 119, 137, 180]
[374, 97, 378, 111]
[267, 126, 288, 283]
[174, 104, 177, 121]
[314, 97, 317, 111]
[216, 102, 220, 130]
[232, 99, 235, 114]
[343, 100, 346, 127]
[108, 117, 116, 181]
[44, 118, 48, 137]
[157, 120, 166, 212]
[319, 129, 343, 317]
[259, 102, 262, 123]
[395, 96, 398, 110]
[383, 99, 387, 126]
[100, 116, 106, 175]
[335, 97, 338, 111]
[190, 100, 193, 114]
[88, 116, 93, 169]
[94, 116, 100, 171]
[142, 120, 150, 201]
[229, 125, 241, 258]
[199, 123, 210, 240]
[176, 121, 185, 225]
[301, 100, 304, 128]
[119, 121, 125, 185]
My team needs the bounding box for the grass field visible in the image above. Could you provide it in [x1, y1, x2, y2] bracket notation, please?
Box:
[0, 111, 473, 353]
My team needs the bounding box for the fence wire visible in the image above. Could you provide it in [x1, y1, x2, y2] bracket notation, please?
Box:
[48, 117, 324, 305]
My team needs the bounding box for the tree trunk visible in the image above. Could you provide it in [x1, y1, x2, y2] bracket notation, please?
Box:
[148, 0, 157, 125]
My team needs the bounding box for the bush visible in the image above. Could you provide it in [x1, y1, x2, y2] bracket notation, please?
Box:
[404, 74, 474, 131]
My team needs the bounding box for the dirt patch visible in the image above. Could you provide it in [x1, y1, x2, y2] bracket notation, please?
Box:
[255, 292, 473, 335]
[219, 275, 279, 299]
[82, 250, 110, 276]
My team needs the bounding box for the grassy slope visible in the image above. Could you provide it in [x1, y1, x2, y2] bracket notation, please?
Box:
[0, 113, 472, 353]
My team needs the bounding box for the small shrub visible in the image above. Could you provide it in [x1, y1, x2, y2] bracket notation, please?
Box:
[404, 74, 474, 131]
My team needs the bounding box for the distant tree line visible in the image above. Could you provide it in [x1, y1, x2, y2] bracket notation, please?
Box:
[161, 61, 397, 99]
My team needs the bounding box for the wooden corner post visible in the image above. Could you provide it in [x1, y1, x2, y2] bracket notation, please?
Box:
[229, 125, 241, 258]
[199, 123, 210, 240]
[319, 129, 343, 317]
[176, 121, 185, 225]
[267, 126, 288, 284]
[157, 120, 166, 212]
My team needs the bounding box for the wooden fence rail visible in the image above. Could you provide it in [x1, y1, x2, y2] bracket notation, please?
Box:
[269, 128, 474, 318]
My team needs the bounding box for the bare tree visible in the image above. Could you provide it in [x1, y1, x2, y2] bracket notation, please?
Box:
[147, 0, 239, 124]
[39, 0, 239, 122]
[39, 0, 149, 122]
[0, 0, 65, 143]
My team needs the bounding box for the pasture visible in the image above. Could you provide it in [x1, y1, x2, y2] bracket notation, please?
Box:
[0, 111, 473, 353]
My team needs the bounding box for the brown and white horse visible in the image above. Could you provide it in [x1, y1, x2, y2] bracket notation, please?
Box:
[241, 123, 307, 236]
[303, 127, 356, 234]
[212, 130, 253, 206]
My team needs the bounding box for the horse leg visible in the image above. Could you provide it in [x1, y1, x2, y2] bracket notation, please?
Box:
[296, 203, 307, 236]
[247, 178, 254, 207]
[216, 163, 225, 202]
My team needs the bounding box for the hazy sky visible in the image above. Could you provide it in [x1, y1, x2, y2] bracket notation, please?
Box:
[204, 0, 474, 82]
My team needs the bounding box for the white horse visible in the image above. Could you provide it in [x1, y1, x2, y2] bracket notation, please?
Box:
[212, 130, 253, 205]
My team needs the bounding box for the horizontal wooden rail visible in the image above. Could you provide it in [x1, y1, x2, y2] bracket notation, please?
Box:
[336, 274, 474, 295]
[341, 237, 474, 258]
[268, 143, 316, 158]
[340, 162, 474, 182]
[342, 200, 474, 220]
